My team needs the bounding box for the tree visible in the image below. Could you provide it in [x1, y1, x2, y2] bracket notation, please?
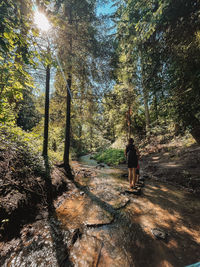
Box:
[160, 0, 200, 143]
[17, 87, 41, 131]
[0, 0, 35, 124]
[111, 0, 200, 143]
[52, 0, 108, 168]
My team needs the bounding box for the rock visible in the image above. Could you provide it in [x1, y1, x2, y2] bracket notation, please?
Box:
[142, 175, 149, 179]
[100, 163, 105, 167]
[125, 188, 142, 195]
[95, 163, 105, 169]
[35, 214, 43, 220]
[137, 182, 145, 187]
[151, 228, 168, 241]
[133, 188, 142, 195]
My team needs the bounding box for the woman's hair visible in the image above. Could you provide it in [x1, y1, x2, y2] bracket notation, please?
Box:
[128, 138, 134, 144]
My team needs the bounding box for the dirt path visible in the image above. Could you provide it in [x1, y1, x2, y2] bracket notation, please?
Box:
[56, 156, 200, 266]
[1, 156, 199, 267]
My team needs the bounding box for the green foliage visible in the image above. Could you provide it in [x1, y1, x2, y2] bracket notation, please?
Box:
[110, 0, 200, 143]
[17, 88, 41, 131]
[0, 124, 45, 175]
[1, 0, 200, 170]
[102, 83, 146, 140]
[94, 148, 126, 165]
[0, 0, 40, 124]
[50, 0, 113, 155]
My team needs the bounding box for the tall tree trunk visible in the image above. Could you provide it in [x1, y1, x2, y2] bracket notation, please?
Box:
[63, 73, 71, 169]
[42, 64, 50, 157]
[89, 126, 93, 150]
[140, 50, 150, 133]
[143, 86, 150, 132]
[77, 79, 85, 151]
[127, 106, 131, 139]
[63, 3, 72, 173]
[153, 91, 158, 121]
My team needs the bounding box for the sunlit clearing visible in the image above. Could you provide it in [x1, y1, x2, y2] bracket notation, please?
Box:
[34, 11, 51, 32]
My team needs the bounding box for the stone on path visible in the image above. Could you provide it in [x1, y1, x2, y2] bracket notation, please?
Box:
[124, 187, 142, 195]
[151, 228, 168, 241]
[56, 195, 114, 229]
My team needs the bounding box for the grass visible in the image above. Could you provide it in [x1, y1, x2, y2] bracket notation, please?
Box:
[93, 148, 126, 165]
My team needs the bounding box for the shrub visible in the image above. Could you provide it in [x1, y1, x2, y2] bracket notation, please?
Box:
[0, 124, 45, 176]
[94, 148, 126, 165]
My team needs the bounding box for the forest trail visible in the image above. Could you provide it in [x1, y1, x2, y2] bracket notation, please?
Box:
[1, 155, 199, 267]
[57, 155, 200, 267]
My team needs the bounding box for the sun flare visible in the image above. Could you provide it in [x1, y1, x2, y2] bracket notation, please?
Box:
[34, 11, 51, 32]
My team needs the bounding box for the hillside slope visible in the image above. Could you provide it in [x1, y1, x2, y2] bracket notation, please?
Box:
[0, 126, 69, 240]
[141, 136, 200, 194]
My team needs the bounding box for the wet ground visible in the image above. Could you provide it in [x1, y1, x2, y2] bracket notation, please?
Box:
[1, 155, 200, 266]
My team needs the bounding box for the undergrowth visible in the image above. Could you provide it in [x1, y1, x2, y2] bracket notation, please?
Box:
[94, 148, 126, 165]
[0, 124, 45, 175]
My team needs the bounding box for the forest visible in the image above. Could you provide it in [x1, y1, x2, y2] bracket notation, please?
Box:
[0, 0, 200, 266]
[1, 0, 200, 161]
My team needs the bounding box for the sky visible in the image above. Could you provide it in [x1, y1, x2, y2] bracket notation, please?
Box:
[96, 1, 116, 16]
[96, 1, 117, 36]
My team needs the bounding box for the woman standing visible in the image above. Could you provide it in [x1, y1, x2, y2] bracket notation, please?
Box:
[125, 138, 140, 189]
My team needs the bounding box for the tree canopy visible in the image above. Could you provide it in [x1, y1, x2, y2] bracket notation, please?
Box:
[0, 0, 200, 165]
